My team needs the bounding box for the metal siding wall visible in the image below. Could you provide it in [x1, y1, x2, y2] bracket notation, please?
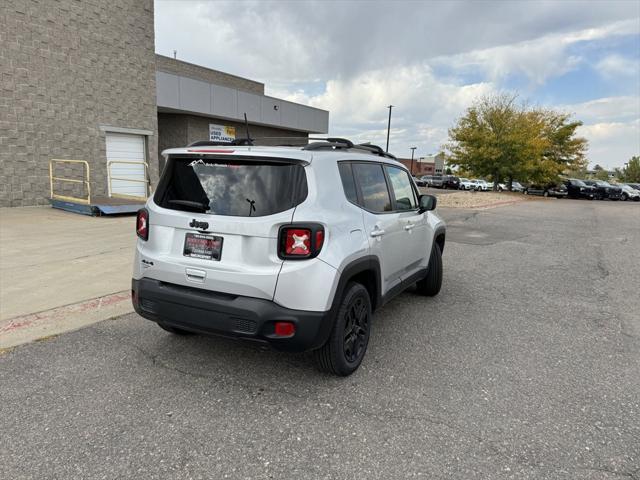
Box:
[211, 85, 238, 119]
[179, 77, 211, 114]
[156, 72, 328, 134]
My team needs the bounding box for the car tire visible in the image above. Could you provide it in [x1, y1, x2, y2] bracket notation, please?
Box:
[158, 322, 193, 335]
[314, 282, 372, 376]
[524, 190, 528, 195]
[621, 193, 628, 201]
[416, 243, 443, 297]
[543, 191, 549, 197]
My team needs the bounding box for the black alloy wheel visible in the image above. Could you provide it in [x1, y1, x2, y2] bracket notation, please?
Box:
[314, 282, 372, 376]
[342, 296, 369, 363]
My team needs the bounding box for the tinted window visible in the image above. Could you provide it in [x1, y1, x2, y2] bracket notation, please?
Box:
[352, 163, 392, 212]
[386, 166, 417, 210]
[157, 158, 307, 217]
[338, 162, 358, 203]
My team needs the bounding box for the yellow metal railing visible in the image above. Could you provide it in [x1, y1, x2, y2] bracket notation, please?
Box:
[107, 160, 150, 201]
[49, 159, 91, 204]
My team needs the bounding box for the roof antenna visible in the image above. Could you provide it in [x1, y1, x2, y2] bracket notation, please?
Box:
[243, 113, 253, 145]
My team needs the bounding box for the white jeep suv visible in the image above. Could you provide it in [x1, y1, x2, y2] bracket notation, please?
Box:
[132, 138, 446, 376]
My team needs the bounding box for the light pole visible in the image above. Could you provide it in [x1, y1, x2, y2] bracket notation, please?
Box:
[410, 147, 416, 175]
[385, 105, 394, 153]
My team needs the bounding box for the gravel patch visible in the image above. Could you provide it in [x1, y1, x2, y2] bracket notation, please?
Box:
[432, 190, 530, 209]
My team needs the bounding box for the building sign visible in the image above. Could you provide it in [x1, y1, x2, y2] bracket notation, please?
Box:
[209, 124, 236, 143]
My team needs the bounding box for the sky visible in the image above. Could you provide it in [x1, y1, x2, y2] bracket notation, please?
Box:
[155, 0, 640, 169]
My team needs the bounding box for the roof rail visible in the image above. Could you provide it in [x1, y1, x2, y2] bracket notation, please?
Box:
[353, 142, 397, 160]
[188, 137, 397, 160]
[302, 138, 397, 159]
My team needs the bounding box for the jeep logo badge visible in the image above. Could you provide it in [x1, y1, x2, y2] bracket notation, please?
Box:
[189, 219, 209, 230]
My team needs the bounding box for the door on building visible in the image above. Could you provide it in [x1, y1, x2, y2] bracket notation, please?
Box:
[106, 133, 148, 199]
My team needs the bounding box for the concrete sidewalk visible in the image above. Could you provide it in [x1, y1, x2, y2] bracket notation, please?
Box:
[0, 206, 136, 348]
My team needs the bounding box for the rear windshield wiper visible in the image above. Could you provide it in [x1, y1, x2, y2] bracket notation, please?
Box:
[167, 199, 210, 212]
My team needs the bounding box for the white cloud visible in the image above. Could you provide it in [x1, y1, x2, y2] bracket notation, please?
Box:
[578, 119, 640, 169]
[156, 1, 639, 83]
[270, 64, 496, 156]
[561, 96, 640, 123]
[596, 54, 640, 79]
[557, 97, 640, 168]
[155, 1, 640, 168]
[432, 18, 639, 86]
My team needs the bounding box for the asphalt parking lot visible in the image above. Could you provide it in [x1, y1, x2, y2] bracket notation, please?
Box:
[1, 199, 639, 479]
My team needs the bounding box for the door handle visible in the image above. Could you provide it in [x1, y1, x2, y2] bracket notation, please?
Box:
[370, 228, 385, 238]
[404, 223, 415, 231]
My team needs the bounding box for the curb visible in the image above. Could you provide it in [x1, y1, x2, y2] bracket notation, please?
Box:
[0, 291, 133, 350]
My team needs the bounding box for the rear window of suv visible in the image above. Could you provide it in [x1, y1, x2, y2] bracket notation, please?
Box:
[155, 156, 308, 217]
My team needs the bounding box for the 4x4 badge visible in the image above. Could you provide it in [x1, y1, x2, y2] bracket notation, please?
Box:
[189, 219, 209, 230]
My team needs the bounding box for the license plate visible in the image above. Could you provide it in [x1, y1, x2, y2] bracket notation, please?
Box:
[183, 233, 223, 261]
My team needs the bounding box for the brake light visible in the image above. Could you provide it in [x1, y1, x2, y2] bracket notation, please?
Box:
[136, 208, 149, 241]
[186, 149, 235, 153]
[278, 224, 324, 259]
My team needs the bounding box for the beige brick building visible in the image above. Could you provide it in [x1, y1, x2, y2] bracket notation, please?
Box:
[1, 0, 158, 207]
[1, 1, 329, 209]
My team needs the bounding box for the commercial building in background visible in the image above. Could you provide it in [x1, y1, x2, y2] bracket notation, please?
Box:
[156, 55, 328, 173]
[397, 153, 445, 177]
[1, 1, 328, 209]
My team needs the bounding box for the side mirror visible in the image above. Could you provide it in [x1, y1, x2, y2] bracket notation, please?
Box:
[418, 194, 437, 212]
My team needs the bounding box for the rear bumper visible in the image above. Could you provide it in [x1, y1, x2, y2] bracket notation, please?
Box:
[132, 278, 334, 352]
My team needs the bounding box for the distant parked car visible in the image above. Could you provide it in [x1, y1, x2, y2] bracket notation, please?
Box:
[421, 175, 433, 187]
[430, 175, 445, 188]
[413, 176, 427, 187]
[472, 179, 491, 191]
[582, 180, 622, 200]
[441, 175, 460, 190]
[564, 179, 596, 199]
[511, 181, 525, 192]
[524, 183, 567, 198]
[620, 184, 640, 201]
[497, 181, 523, 192]
[459, 178, 474, 190]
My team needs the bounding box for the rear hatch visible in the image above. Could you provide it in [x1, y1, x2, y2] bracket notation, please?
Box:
[141, 152, 308, 300]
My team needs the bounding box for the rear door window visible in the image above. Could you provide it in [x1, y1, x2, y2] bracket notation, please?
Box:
[351, 163, 392, 213]
[156, 157, 307, 217]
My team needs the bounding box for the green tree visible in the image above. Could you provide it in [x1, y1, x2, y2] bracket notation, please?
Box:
[621, 156, 640, 182]
[594, 169, 610, 181]
[446, 94, 588, 189]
